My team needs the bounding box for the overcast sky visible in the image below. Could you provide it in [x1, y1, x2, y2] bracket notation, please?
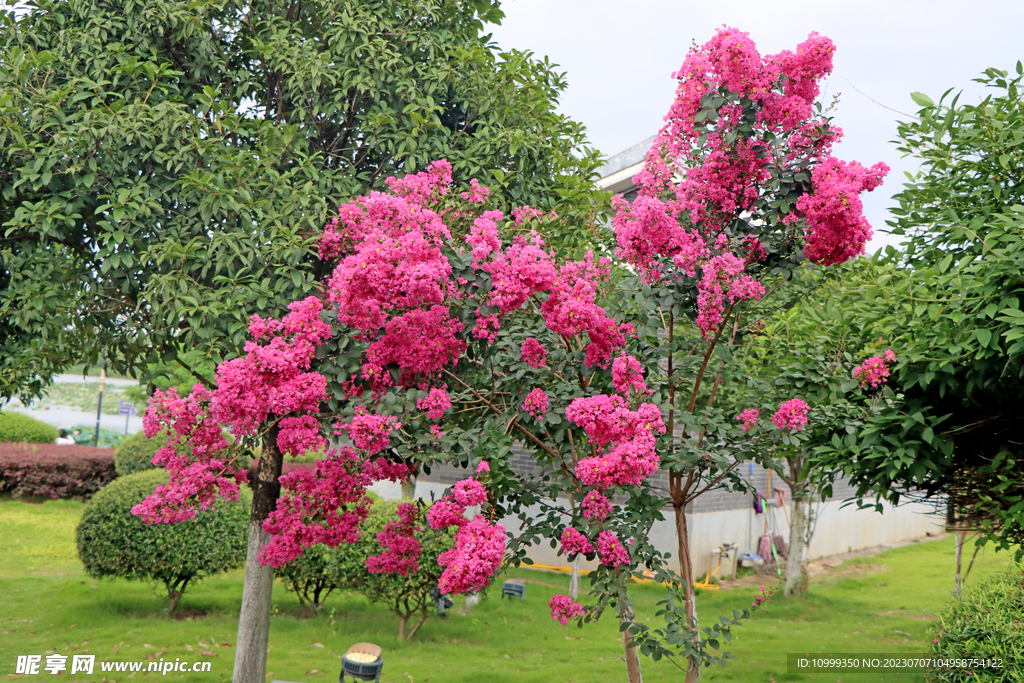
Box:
[487, 0, 1024, 252]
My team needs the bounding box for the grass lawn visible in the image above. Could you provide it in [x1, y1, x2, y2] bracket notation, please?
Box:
[0, 497, 1017, 683]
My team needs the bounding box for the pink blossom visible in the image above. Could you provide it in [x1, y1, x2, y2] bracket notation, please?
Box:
[567, 396, 665, 489]
[461, 178, 490, 204]
[520, 337, 548, 368]
[549, 594, 586, 625]
[581, 490, 613, 522]
[853, 350, 897, 388]
[522, 388, 550, 420]
[596, 530, 630, 567]
[771, 399, 810, 431]
[339, 408, 401, 454]
[476, 461, 490, 474]
[276, 415, 326, 458]
[736, 408, 760, 432]
[437, 515, 506, 594]
[560, 526, 594, 557]
[612, 353, 648, 396]
[417, 387, 452, 421]
[472, 309, 502, 344]
[466, 209, 503, 266]
[365, 503, 422, 576]
[452, 478, 488, 507]
[364, 305, 466, 385]
[258, 448, 374, 567]
[427, 497, 467, 530]
[798, 157, 890, 266]
[484, 232, 557, 313]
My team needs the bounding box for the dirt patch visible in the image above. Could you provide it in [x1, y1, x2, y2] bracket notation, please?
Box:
[170, 610, 209, 620]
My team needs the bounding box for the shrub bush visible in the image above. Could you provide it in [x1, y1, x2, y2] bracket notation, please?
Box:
[279, 497, 453, 638]
[0, 412, 59, 443]
[929, 566, 1024, 681]
[76, 469, 250, 611]
[114, 429, 170, 476]
[277, 491, 380, 615]
[341, 499, 455, 640]
[0, 442, 116, 499]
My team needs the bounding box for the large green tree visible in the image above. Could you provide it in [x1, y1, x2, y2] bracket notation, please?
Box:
[0, 0, 603, 401]
[819, 67, 1024, 581]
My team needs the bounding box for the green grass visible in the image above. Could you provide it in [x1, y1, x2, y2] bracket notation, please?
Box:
[0, 498, 1017, 683]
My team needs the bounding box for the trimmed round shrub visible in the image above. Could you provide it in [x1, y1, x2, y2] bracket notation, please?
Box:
[76, 469, 250, 611]
[114, 429, 170, 476]
[929, 566, 1024, 682]
[0, 412, 59, 444]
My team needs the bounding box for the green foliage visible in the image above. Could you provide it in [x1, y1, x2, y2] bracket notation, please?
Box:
[0, 411, 59, 443]
[75, 469, 250, 611]
[114, 429, 170, 476]
[338, 498, 454, 640]
[929, 567, 1024, 682]
[0, 0, 605, 402]
[813, 68, 1024, 561]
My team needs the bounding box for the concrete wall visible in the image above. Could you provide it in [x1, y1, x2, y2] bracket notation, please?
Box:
[368, 477, 943, 578]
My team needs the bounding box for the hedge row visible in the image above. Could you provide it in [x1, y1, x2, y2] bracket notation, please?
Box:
[930, 566, 1024, 682]
[0, 412, 59, 443]
[0, 442, 117, 499]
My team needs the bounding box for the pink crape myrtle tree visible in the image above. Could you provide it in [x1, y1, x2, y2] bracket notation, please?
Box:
[133, 26, 889, 683]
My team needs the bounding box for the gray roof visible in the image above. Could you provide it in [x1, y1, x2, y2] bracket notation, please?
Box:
[596, 135, 657, 178]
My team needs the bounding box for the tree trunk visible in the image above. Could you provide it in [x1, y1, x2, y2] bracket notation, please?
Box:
[401, 475, 417, 500]
[955, 529, 964, 597]
[232, 429, 283, 683]
[406, 611, 430, 641]
[783, 494, 809, 597]
[568, 555, 581, 601]
[673, 503, 700, 683]
[620, 612, 643, 683]
[398, 613, 409, 641]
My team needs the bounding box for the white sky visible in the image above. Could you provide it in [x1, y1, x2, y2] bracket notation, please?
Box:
[487, 0, 1024, 252]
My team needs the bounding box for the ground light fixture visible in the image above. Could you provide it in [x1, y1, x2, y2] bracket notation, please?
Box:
[340, 642, 383, 683]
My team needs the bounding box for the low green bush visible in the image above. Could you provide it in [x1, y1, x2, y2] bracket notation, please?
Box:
[0, 412, 59, 444]
[929, 566, 1024, 682]
[76, 469, 250, 611]
[114, 429, 170, 476]
[279, 496, 454, 640]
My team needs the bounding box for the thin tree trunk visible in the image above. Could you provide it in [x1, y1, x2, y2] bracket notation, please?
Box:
[673, 502, 700, 683]
[232, 428, 283, 683]
[400, 475, 417, 500]
[406, 611, 430, 641]
[569, 555, 581, 601]
[955, 529, 964, 597]
[783, 495, 808, 597]
[398, 613, 409, 641]
[620, 612, 643, 683]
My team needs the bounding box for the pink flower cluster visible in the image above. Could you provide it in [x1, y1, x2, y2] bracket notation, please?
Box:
[417, 387, 452, 421]
[520, 337, 548, 368]
[853, 349, 897, 388]
[258, 448, 373, 567]
[541, 253, 625, 368]
[596, 530, 630, 567]
[566, 395, 665, 489]
[365, 503, 422, 576]
[560, 526, 594, 557]
[612, 353, 649, 396]
[696, 254, 765, 339]
[437, 515, 506, 595]
[581, 490, 612, 522]
[549, 594, 586, 625]
[339, 407, 401, 455]
[483, 232, 557, 313]
[736, 408, 759, 432]
[797, 157, 890, 266]
[453, 478, 488, 507]
[771, 399, 809, 431]
[522, 388, 550, 420]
